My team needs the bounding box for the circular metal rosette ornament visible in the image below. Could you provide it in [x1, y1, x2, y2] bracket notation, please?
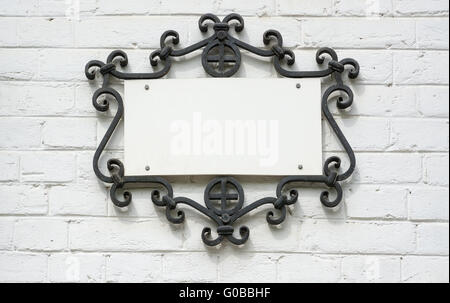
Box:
[204, 177, 244, 223]
[202, 40, 241, 77]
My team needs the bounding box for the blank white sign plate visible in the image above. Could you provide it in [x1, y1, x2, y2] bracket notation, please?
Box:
[124, 78, 322, 176]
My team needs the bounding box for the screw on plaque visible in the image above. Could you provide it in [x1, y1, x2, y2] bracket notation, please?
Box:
[145, 84, 150, 90]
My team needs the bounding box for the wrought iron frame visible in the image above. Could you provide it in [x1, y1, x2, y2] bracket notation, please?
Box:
[85, 13, 359, 247]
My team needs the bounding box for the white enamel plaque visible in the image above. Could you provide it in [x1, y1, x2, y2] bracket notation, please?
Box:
[124, 78, 322, 176]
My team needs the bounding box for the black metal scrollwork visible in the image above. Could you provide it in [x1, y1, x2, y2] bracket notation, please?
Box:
[85, 13, 360, 246]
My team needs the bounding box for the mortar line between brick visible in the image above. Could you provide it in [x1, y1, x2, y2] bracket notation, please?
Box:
[0, 79, 448, 87]
[0, 14, 448, 19]
[102, 253, 107, 283]
[1, 147, 449, 153]
[2, 249, 448, 258]
[0, 211, 449, 223]
[2, 214, 449, 224]
[399, 254, 404, 282]
[1, 114, 449, 120]
[45, 252, 50, 282]
[419, 154, 426, 184]
[0, 46, 449, 52]
[0, 80, 448, 89]
[1, 114, 449, 121]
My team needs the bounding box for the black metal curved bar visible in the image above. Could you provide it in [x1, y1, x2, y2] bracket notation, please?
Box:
[232, 38, 275, 57]
[230, 197, 277, 224]
[109, 65, 171, 80]
[170, 37, 215, 57]
[227, 226, 250, 245]
[322, 85, 356, 181]
[85, 13, 359, 246]
[202, 228, 224, 246]
[173, 197, 223, 225]
[91, 87, 123, 184]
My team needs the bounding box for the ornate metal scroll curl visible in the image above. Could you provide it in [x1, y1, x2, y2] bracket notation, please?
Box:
[85, 13, 360, 247]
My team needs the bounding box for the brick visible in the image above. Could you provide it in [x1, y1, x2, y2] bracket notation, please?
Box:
[0, 49, 39, 80]
[74, 83, 100, 117]
[156, 213, 206, 251]
[69, 218, 183, 251]
[106, 253, 161, 282]
[77, 150, 123, 184]
[424, 154, 449, 186]
[48, 253, 105, 282]
[417, 19, 449, 50]
[21, 152, 76, 182]
[242, 214, 300, 252]
[218, 253, 276, 282]
[216, 0, 276, 16]
[331, 85, 418, 117]
[416, 223, 449, 255]
[342, 50, 393, 84]
[42, 118, 97, 148]
[394, 51, 449, 85]
[49, 184, 107, 216]
[277, 0, 332, 16]
[298, 220, 416, 254]
[334, 0, 392, 16]
[402, 256, 449, 283]
[393, 0, 449, 16]
[277, 254, 340, 282]
[97, 118, 123, 150]
[288, 49, 393, 84]
[234, 56, 274, 78]
[408, 187, 449, 221]
[168, 60, 217, 81]
[76, 151, 98, 183]
[0, 18, 18, 46]
[0, 252, 47, 282]
[0, 0, 39, 16]
[390, 119, 449, 151]
[160, 0, 215, 15]
[341, 256, 401, 283]
[18, 17, 74, 47]
[0, 118, 42, 149]
[38, 49, 104, 81]
[0, 82, 75, 116]
[74, 17, 190, 49]
[96, 0, 160, 15]
[0, 153, 19, 181]
[324, 117, 390, 151]
[14, 219, 68, 251]
[0, 219, 14, 250]
[163, 253, 217, 282]
[0, 184, 48, 215]
[418, 86, 449, 118]
[303, 19, 415, 49]
[345, 185, 408, 219]
[291, 187, 346, 220]
[354, 153, 423, 184]
[38, 0, 97, 16]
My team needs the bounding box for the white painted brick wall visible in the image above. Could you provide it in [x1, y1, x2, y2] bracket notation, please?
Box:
[0, 0, 448, 283]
